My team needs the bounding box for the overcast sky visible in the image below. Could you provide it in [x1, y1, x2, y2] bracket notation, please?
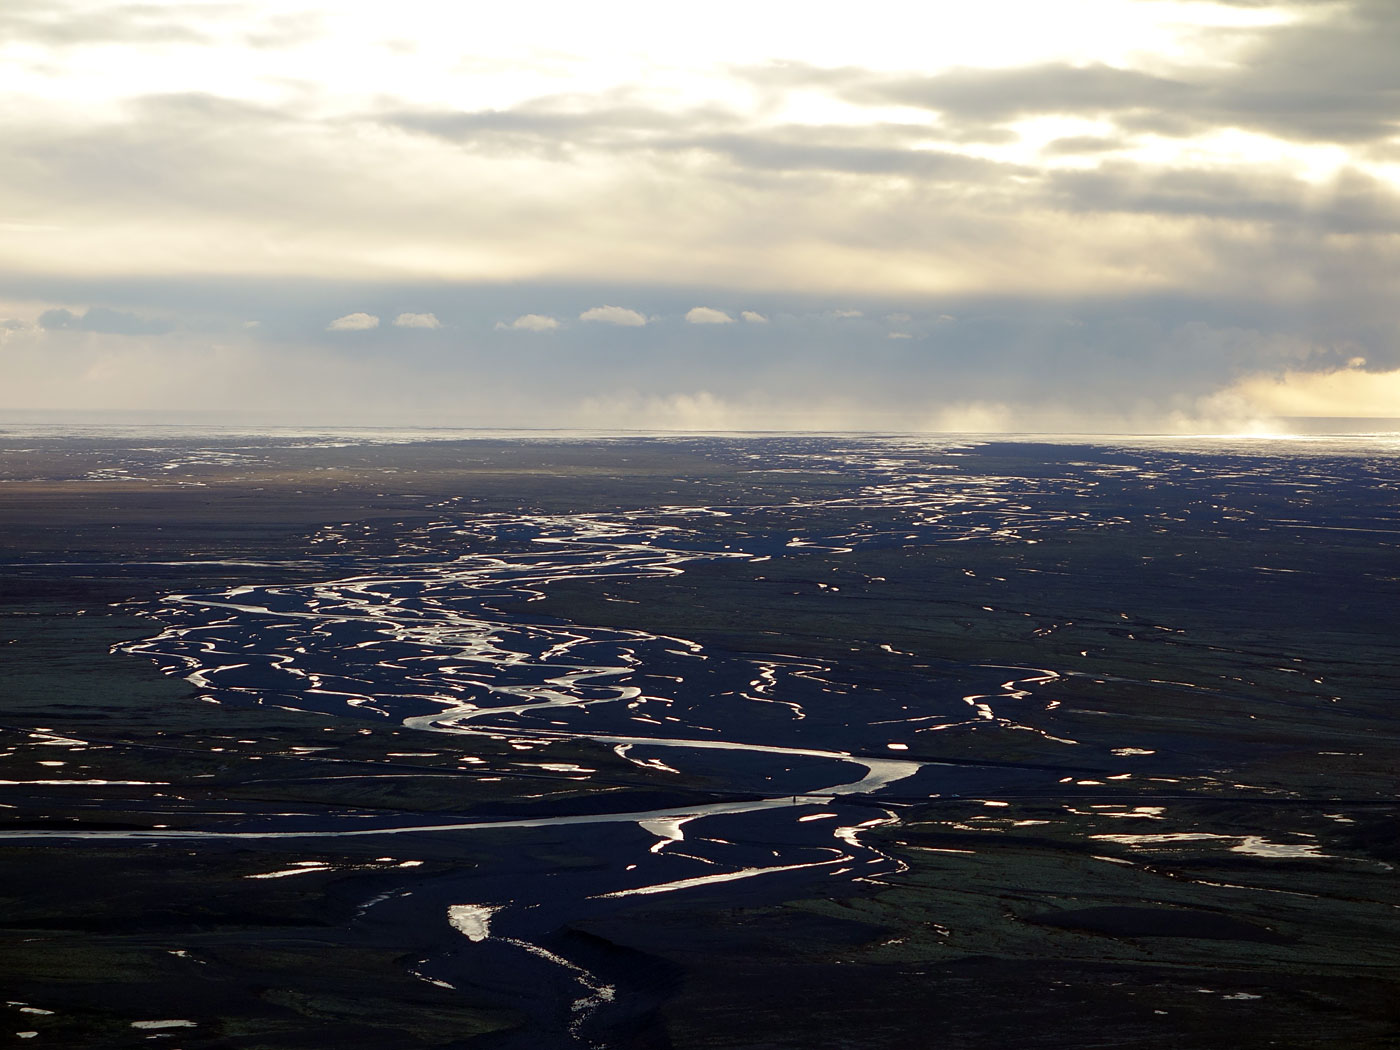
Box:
[2, 0, 1397, 432]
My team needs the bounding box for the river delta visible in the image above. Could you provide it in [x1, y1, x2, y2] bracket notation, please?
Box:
[1, 431, 1397, 1048]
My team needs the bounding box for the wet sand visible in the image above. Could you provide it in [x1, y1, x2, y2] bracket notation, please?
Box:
[1, 433, 1397, 1048]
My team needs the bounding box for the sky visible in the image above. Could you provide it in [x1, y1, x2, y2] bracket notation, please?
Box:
[1, 0, 1398, 432]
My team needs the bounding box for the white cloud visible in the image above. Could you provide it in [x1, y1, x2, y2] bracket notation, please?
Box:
[832, 309, 863, 318]
[741, 310, 768, 323]
[887, 331, 913, 339]
[580, 305, 646, 326]
[496, 314, 560, 332]
[393, 312, 441, 328]
[327, 312, 379, 331]
[686, 306, 734, 324]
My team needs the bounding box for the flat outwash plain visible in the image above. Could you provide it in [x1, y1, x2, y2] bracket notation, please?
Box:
[0, 431, 1396, 1049]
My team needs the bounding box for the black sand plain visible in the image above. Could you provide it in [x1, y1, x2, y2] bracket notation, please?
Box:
[0, 433, 1397, 1049]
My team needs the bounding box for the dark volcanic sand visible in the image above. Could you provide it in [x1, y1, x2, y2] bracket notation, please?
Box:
[0, 432, 1397, 1049]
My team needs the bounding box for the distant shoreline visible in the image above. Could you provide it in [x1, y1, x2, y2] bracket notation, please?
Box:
[1, 415, 1398, 443]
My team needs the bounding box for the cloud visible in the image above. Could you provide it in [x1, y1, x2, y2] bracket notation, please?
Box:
[921, 401, 1014, 433]
[393, 312, 441, 328]
[1209, 360, 1400, 418]
[6, 276, 1393, 437]
[0, 4, 211, 47]
[387, 96, 1018, 179]
[496, 314, 560, 332]
[862, 62, 1195, 126]
[887, 331, 913, 339]
[580, 305, 646, 326]
[3, 0, 1398, 431]
[37, 306, 171, 335]
[387, 102, 708, 157]
[671, 131, 1018, 178]
[7, 23, 1396, 304]
[824, 4, 1400, 148]
[39, 307, 91, 329]
[685, 306, 734, 324]
[1042, 135, 1126, 155]
[327, 312, 379, 331]
[1045, 164, 1400, 234]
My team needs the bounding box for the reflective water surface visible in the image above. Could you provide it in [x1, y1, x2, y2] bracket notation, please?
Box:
[2, 433, 1397, 1048]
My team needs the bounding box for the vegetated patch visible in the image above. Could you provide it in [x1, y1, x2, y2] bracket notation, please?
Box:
[1024, 905, 1292, 943]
